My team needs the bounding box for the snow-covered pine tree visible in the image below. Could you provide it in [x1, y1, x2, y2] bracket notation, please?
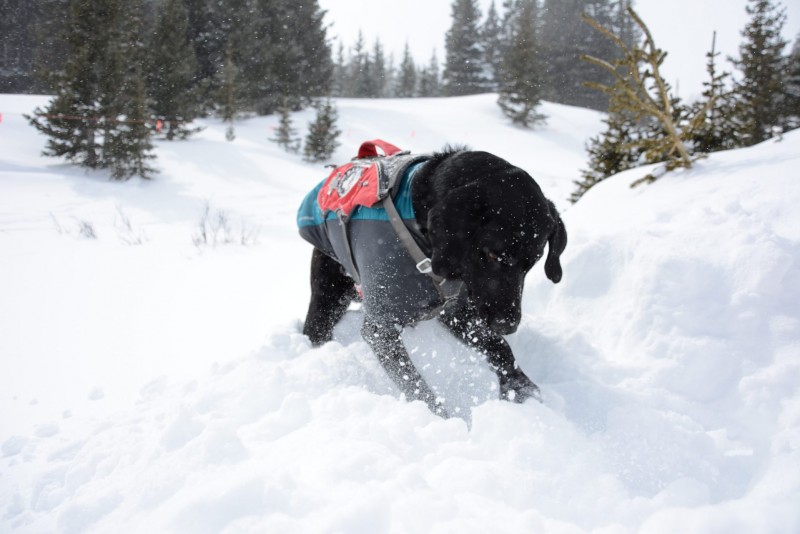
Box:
[571, 110, 642, 202]
[272, 105, 301, 153]
[730, 0, 789, 145]
[146, 0, 200, 140]
[303, 98, 341, 163]
[497, 0, 547, 127]
[443, 0, 489, 96]
[396, 43, 417, 97]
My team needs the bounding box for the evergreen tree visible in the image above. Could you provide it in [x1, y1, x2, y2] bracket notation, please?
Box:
[384, 52, 398, 97]
[481, 0, 503, 91]
[497, 0, 546, 127]
[272, 105, 301, 153]
[217, 41, 239, 141]
[291, 0, 334, 103]
[397, 43, 417, 97]
[29, 0, 106, 168]
[332, 41, 348, 97]
[233, 0, 276, 114]
[184, 0, 219, 80]
[184, 0, 233, 108]
[582, 6, 698, 180]
[418, 50, 442, 97]
[730, 0, 789, 145]
[541, 0, 634, 110]
[101, 0, 155, 178]
[232, 0, 332, 114]
[571, 110, 642, 202]
[1, 2, 47, 92]
[688, 32, 740, 153]
[106, 64, 156, 179]
[0, 1, 73, 93]
[443, 0, 489, 96]
[371, 39, 388, 98]
[146, 0, 200, 140]
[784, 34, 800, 130]
[348, 31, 375, 98]
[28, 0, 155, 179]
[304, 98, 341, 163]
[579, 0, 634, 110]
[540, 0, 583, 103]
[30, 0, 71, 92]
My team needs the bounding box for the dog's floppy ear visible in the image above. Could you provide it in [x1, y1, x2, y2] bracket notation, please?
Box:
[426, 183, 486, 278]
[544, 201, 567, 283]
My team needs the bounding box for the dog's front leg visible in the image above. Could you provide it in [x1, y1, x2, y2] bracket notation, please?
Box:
[361, 319, 449, 417]
[438, 305, 541, 403]
[303, 248, 357, 346]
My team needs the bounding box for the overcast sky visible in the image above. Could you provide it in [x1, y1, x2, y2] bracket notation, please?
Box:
[317, 0, 800, 100]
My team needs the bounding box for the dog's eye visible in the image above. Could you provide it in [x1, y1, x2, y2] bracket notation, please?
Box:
[485, 250, 513, 265]
[482, 248, 500, 262]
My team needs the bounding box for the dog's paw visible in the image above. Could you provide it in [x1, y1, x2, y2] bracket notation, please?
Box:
[499, 372, 542, 404]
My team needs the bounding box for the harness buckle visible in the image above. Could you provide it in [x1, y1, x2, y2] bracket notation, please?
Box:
[416, 258, 433, 274]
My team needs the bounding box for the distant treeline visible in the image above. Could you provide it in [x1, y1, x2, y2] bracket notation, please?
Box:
[330, 0, 639, 112]
[4, 0, 798, 184]
[2, 0, 638, 112]
[1, 0, 332, 115]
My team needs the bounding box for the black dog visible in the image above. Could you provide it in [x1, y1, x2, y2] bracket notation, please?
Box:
[300, 148, 566, 417]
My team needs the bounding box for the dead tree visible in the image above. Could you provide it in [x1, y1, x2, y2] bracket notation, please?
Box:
[581, 7, 715, 184]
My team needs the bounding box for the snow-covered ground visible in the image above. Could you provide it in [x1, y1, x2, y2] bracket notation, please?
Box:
[1, 93, 798, 533]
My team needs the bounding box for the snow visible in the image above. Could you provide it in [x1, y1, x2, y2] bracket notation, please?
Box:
[1, 93, 799, 533]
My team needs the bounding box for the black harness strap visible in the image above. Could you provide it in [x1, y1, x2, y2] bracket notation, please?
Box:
[329, 155, 462, 315]
[335, 210, 361, 286]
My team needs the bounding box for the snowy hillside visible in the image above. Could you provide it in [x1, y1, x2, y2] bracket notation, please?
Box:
[1, 93, 798, 533]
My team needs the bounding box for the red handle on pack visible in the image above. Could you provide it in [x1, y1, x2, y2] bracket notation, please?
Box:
[357, 139, 402, 159]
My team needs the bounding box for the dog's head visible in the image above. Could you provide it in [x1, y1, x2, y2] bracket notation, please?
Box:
[426, 172, 566, 335]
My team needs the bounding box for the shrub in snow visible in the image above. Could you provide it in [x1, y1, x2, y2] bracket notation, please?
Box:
[192, 203, 260, 247]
